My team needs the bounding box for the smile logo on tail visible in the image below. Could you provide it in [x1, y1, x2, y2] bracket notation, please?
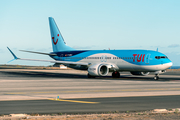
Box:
[52, 34, 59, 45]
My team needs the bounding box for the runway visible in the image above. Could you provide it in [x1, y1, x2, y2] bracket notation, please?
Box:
[1, 95, 180, 114]
[0, 69, 180, 114]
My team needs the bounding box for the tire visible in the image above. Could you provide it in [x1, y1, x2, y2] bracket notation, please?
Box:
[88, 73, 95, 78]
[154, 76, 159, 80]
[112, 72, 120, 78]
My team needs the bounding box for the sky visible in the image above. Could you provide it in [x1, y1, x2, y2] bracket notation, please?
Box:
[0, 0, 180, 66]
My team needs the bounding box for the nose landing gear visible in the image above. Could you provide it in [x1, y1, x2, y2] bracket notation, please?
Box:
[154, 74, 159, 80]
[153, 70, 166, 80]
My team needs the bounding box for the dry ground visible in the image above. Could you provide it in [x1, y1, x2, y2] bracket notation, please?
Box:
[1, 111, 180, 120]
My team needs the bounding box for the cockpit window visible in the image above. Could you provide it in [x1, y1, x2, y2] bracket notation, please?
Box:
[155, 56, 168, 59]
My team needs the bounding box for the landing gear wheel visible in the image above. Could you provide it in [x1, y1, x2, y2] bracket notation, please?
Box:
[112, 71, 120, 78]
[87, 73, 95, 78]
[154, 75, 159, 80]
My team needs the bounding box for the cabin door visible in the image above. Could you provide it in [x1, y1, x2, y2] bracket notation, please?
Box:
[145, 54, 151, 64]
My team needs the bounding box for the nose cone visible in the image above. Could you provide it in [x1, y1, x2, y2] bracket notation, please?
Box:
[166, 62, 173, 69]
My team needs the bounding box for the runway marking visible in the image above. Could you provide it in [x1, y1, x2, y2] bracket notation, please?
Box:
[6, 92, 56, 94]
[31, 92, 56, 94]
[4, 88, 180, 95]
[49, 99, 99, 104]
[6, 92, 26, 95]
[62, 91, 88, 93]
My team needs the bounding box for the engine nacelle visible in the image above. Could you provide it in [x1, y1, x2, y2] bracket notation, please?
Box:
[130, 71, 150, 76]
[88, 64, 109, 76]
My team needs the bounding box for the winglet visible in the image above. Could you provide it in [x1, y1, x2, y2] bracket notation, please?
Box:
[7, 47, 19, 63]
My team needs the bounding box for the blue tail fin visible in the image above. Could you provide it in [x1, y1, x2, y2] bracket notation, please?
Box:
[49, 17, 74, 52]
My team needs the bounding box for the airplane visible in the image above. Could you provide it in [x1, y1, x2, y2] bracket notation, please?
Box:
[7, 17, 173, 80]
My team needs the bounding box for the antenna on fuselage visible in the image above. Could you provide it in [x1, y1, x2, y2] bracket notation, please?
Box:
[156, 48, 158, 52]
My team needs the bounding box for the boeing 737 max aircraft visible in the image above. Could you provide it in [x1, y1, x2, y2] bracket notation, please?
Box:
[8, 17, 173, 80]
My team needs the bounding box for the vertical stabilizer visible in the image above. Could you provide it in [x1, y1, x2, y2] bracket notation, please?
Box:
[49, 17, 74, 52]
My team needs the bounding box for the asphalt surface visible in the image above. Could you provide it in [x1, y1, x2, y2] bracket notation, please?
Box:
[1, 95, 180, 114]
[0, 69, 180, 114]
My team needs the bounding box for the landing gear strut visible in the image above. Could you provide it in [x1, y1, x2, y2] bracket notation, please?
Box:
[154, 74, 159, 80]
[112, 71, 120, 78]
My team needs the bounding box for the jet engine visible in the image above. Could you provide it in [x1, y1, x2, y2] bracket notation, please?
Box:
[88, 64, 109, 76]
[130, 72, 150, 76]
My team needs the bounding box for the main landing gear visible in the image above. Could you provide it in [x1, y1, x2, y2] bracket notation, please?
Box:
[112, 71, 120, 78]
[87, 72, 120, 78]
[87, 73, 95, 78]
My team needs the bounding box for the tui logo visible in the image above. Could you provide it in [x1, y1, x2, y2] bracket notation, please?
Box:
[133, 54, 145, 62]
[52, 34, 59, 45]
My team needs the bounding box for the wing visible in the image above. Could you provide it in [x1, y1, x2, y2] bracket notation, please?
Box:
[20, 50, 57, 56]
[7, 47, 89, 66]
[19, 58, 89, 66]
